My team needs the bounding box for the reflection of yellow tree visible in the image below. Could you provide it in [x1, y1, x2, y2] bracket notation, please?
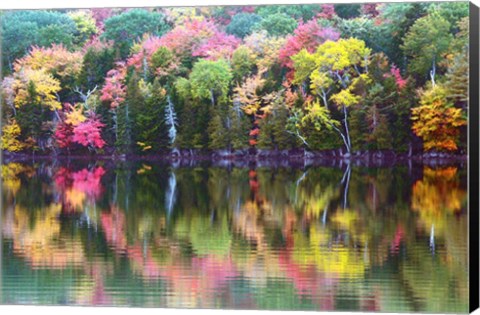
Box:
[1, 163, 34, 196]
[292, 223, 368, 279]
[10, 203, 85, 269]
[296, 184, 338, 219]
[412, 167, 466, 233]
[330, 208, 369, 245]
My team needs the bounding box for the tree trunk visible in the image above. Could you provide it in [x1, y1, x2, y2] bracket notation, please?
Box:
[430, 58, 436, 87]
[343, 105, 351, 153]
[341, 164, 352, 209]
[210, 89, 215, 107]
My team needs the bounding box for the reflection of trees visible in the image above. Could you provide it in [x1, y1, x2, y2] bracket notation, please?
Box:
[292, 223, 368, 279]
[400, 243, 468, 313]
[5, 203, 86, 269]
[400, 166, 468, 312]
[412, 167, 466, 218]
[54, 166, 106, 212]
[411, 167, 467, 251]
[1, 163, 35, 197]
[174, 214, 232, 257]
[1, 162, 469, 312]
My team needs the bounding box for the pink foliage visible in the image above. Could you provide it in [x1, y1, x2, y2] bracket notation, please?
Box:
[53, 166, 106, 208]
[317, 4, 336, 19]
[91, 8, 116, 30]
[72, 115, 106, 149]
[384, 65, 407, 90]
[127, 36, 163, 70]
[279, 20, 340, 77]
[390, 224, 405, 254]
[361, 3, 380, 17]
[128, 19, 235, 68]
[241, 6, 256, 13]
[192, 31, 240, 61]
[156, 19, 217, 57]
[277, 251, 337, 310]
[100, 207, 127, 253]
[82, 36, 114, 53]
[100, 64, 126, 108]
[71, 167, 106, 199]
[54, 121, 74, 148]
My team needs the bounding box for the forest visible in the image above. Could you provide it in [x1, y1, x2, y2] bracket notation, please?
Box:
[0, 2, 470, 157]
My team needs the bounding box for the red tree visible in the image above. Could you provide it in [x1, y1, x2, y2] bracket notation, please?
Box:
[278, 20, 340, 79]
[72, 115, 106, 149]
[317, 4, 336, 19]
[100, 64, 126, 109]
[384, 65, 407, 90]
[54, 121, 74, 148]
[192, 31, 240, 61]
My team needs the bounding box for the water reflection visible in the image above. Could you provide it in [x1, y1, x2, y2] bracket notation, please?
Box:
[1, 161, 468, 312]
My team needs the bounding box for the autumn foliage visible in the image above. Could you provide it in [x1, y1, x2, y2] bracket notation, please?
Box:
[0, 4, 469, 156]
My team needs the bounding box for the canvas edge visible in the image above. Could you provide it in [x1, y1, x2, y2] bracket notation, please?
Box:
[469, 1, 480, 313]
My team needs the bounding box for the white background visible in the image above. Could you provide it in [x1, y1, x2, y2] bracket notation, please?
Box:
[0, 0, 478, 315]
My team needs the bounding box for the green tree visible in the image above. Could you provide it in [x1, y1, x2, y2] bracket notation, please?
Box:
[401, 12, 452, 85]
[255, 13, 297, 37]
[77, 41, 116, 91]
[1, 10, 76, 73]
[375, 3, 429, 69]
[101, 9, 171, 58]
[226, 13, 262, 39]
[445, 18, 468, 107]
[189, 59, 233, 106]
[116, 72, 144, 152]
[334, 4, 361, 19]
[208, 112, 230, 150]
[135, 79, 169, 152]
[255, 4, 322, 22]
[427, 1, 469, 31]
[258, 99, 297, 150]
[231, 45, 256, 83]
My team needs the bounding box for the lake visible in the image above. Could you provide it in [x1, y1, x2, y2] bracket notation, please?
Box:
[0, 159, 469, 312]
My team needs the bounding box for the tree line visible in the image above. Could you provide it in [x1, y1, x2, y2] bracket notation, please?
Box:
[0, 3, 469, 156]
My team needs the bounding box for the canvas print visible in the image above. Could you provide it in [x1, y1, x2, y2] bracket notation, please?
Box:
[0, 1, 477, 313]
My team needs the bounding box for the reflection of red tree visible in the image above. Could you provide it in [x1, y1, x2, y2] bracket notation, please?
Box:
[100, 206, 127, 253]
[54, 166, 106, 212]
[127, 244, 163, 279]
[249, 170, 259, 194]
[359, 292, 381, 312]
[80, 260, 114, 306]
[278, 251, 337, 310]
[158, 255, 238, 308]
[390, 224, 405, 254]
[71, 167, 106, 199]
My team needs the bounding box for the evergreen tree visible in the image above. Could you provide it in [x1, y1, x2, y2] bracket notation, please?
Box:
[116, 73, 143, 152]
[208, 112, 230, 150]
[228, 107, 250, 150]
[135, 79, 169, 152]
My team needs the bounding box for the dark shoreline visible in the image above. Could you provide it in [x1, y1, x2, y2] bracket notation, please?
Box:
[2, 149, 467, 168]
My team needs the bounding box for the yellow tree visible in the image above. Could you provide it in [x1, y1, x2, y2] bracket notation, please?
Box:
[292, 38, 372, 154]
[12, 68, 62, 111]
[0, 120, 25, 152]
[411, 85, 466, 151]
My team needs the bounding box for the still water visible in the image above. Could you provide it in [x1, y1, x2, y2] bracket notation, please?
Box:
[0, 160, 469, 312]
